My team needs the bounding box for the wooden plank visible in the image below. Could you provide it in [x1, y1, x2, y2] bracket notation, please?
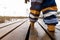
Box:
[38, 19, 60, 40]
[28, 22, 51, 40]
[0, 19, 25, 28]
[29, 24, 39, 40]
[1, 21, 30, 40]
[35, 22, 51, 40]
[0, 19, 27, 39]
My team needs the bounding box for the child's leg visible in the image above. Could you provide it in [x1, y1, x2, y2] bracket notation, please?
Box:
[30, 2, 41, 34]
[42, 0, 58, 32]
[29, 2, 42, 40]
[47, 25, 56, 32]
[30, 0, 43, 27]
[30, 2, 41, 27]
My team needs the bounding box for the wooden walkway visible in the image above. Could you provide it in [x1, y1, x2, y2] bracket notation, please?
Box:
[0, 19, 60, 40]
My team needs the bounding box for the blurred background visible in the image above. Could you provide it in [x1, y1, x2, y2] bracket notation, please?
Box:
[0, 0, 60, 23]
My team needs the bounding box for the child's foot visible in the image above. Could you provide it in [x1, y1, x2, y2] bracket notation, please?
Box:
[29, 22, 39, 40]
[47, 25, 55, 32]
